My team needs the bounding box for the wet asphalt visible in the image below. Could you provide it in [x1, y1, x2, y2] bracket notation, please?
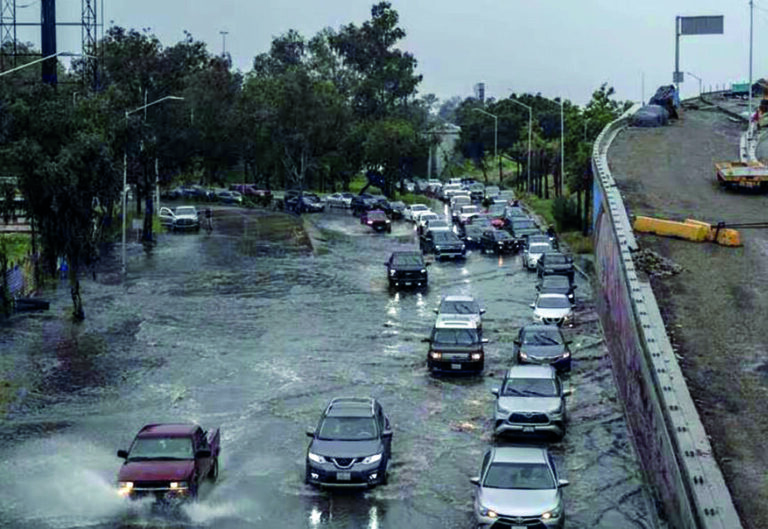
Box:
[0, 203, 660, 528]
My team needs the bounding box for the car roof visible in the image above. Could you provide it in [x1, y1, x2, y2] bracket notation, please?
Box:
[434, 316, 478, 329]
[537, 293, 569, 300]
[492, 445, 548, 464]
[505, 364, 557, 379]
[137, 423, 198, 438]
[325, 397, 376, 417]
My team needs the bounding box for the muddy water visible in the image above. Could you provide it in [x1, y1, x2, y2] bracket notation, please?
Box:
[0, 206, 660, 528]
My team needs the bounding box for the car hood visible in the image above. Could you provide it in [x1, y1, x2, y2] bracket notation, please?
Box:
[310, 439, 383, 458]
[497, 396, 561, 414]
[540, 286, 571, 296]
[175, 213, 197, 220]
[392, 263, 426, 272]
[434, 241, 463, 248]
[478, 487, 560, 518]
[534, 307, 572, 319]
[118, 460, 195, 482]
[442, 314, 481, 326]
[519, 344, 566, 357]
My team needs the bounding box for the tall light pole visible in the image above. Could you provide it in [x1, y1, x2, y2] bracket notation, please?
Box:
[749, 1, 754, 127]
[0, 51, 85, 78]
[509, 97, 532, 192]
[220, 30, 229, 56]
[123, 95, 185, 274]
[685, 71, 702, 98]
[472, 108, 499, 183]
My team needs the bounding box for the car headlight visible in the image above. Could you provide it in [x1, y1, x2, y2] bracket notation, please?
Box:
[562, 351, 571, 358]
[541, 504, 563, 519]
[478, 505, 498, 518]
[519, 351, 529, 359]
[389, 269, 396, 276]
[308, 452, 327, 464]
[471, 352, 482, 360]
[362, 453, 382, 465]
[430, 351, 442, 360]
[461, 244, 466, 250]
[420, 269, 427, 274]
[435, 246, 441, 251]
[117, 481, 133, 496]
[169, 481, 188, 489]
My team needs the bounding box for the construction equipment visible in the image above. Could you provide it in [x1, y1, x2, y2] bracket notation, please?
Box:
[715, 161, 768, 190]
[633, 216, 742, 247]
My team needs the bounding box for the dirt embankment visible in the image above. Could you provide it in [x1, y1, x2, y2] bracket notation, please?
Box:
[608, 109, 768, 529]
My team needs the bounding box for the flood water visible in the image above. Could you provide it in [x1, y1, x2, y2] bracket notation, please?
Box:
[0, 205, 661, 528]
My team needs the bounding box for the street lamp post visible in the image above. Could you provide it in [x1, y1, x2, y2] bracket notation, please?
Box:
[0, 51, 87, 78]
[123, 95, 185, 274]
[472, 108, 499, 183]
[509, 98, 532, 192]
[685, 71, 702, 97]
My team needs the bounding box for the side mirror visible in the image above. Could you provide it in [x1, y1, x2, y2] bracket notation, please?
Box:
[382, 430, 393, 438]
[572, 285, 578, 290]
[384, 262, 389, 266]
[470, 477, 480, 486]
[306, 429, 316, 438]
[425, 262, 432, 267]
[513, 339, 521, 345]
[565, 340, 573, 345]
[481, 338, 490, 344]
[195, 449, 212, 459]
[491, 388, 499, 397]
[421, 338, 431, 343]
[529, 303, 536, 309]
[117, 449, 128, 459]
[433, 308, 439, 314]
[563, 388, 573, 397]
[535, 285, 541, 291]
[558, 479, 570, 488]
[480, 309, 486, 314]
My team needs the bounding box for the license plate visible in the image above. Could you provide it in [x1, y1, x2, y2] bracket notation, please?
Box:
[405, 282, 412, 286]
[509, 526, 526, 529]
[336, 472, 351, 481]
[523, 426, 535, 433]
[451, 363, 461, 370]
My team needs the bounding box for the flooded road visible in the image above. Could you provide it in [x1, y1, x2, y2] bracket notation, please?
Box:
[0, 205, 660, 528]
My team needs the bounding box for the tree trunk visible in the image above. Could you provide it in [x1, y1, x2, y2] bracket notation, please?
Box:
[576, 190, 582, 230]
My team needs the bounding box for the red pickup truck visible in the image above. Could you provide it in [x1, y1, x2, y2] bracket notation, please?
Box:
[116, 423, 220, 502]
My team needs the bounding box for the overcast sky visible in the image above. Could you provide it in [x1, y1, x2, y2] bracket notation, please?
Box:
[13, 0, 766, 106]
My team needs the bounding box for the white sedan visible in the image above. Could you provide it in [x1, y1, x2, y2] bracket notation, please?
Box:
[530, 293, 573, 326]
[326, 192, 355, 208]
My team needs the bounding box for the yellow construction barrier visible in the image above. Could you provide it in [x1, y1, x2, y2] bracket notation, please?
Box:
[633, 216, 742, 247]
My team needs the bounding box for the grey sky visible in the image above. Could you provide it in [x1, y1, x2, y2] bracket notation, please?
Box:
[13, 0, 764, 106]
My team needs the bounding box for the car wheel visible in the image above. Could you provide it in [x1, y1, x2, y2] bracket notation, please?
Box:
[208, 457, 219, 481]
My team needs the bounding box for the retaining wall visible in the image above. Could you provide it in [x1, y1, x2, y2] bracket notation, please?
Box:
[591, 105, 742, 529]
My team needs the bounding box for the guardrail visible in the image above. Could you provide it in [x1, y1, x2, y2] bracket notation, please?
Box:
[591, 101, 743, 529]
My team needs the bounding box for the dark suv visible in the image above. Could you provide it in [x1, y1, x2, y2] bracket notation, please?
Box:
[305, 397, 392, 488]
[514, 323, 572, 372]
[420, 230, 466, 260]
[536, 252, 575, 281]
[426, 318, 487, 374]
[385, 251, 429, 288]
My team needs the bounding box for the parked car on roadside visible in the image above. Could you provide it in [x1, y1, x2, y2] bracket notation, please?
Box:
[421, 230, 466, 260]
[361, 209, 391, 232]
[471, 445, 568, 529]
[216, 190, 243, 205]
[116, 423, 220, 502]
[385, 251, 429, 289]
[514, 323, 572, 372]
[351, 193, 380, 215]
[326, 192, 355, 208]
[480, 229, 517, 254]
[305, 397, 392, 488]
[530, 293, 573, 327]
[492, 364, 570, 440]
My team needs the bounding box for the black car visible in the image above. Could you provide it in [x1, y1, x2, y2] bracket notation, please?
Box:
[536, 251, 575, 281]
[361, 209, 391, 232]
[461, 223, 485, 249]
[426, 319, 487, 374]
[385, 251, 429, 288]
[387, 201, 406, 220]
[420, 230, 466, 260]
[350, 193, 380, 215]
[305, 397, 392, 488]
[537, 274, 577, 304]
[479, 229, 517, 254]
[514, 323, 572, 372]
[507, 218, 540, 242]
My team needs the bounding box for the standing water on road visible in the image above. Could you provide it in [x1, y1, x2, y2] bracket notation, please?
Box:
[0, 207, 661, 528]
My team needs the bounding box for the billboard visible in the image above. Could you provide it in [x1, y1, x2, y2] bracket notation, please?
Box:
[679, 16, 723, 35]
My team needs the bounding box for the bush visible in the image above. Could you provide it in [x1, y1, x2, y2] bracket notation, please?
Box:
[552, 196, 580, 231]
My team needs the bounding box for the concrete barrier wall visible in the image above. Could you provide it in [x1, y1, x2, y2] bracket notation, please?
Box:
[592, 105, 742, 529]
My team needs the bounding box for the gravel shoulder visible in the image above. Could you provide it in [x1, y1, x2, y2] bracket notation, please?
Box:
[608, 107, 768, 529]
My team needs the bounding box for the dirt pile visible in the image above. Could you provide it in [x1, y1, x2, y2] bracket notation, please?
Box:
[632, 248, 683, 278]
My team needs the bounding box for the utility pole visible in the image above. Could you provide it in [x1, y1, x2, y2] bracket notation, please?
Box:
[220, 30, 228, 56]
[749, 0, 754, 128]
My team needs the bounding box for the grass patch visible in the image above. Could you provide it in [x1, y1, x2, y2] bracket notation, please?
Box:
[560, 231, 594, 254]
[520, 193, 557, 227]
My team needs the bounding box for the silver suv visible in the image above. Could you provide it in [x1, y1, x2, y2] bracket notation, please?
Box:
[492, 365, 569, 440]
[471, 445, 569, 528]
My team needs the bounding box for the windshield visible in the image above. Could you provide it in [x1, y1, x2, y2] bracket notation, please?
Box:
[128, 437, 194, 460]
[432, 328, 479, 345]
[512, 220, 536, 229]
[422, 214, 439, 222]
[411, 204, 428, 211]
[318, 417, 378, 441]
[537, 296, 571, 309]
[369, 212, 387, 220]
[501, 377, 559, 397]
[483, 462, 555, 490]
[522, 328, 564, 346]
[529, 243, 551, 253]
[440, 300, 480, 314]
[461, 206, 478, 214]
[428, 221, 449, 229]
[392, 254, 423, 266]
[433, 232, 458, 242]
[546, 255, 569, 265]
